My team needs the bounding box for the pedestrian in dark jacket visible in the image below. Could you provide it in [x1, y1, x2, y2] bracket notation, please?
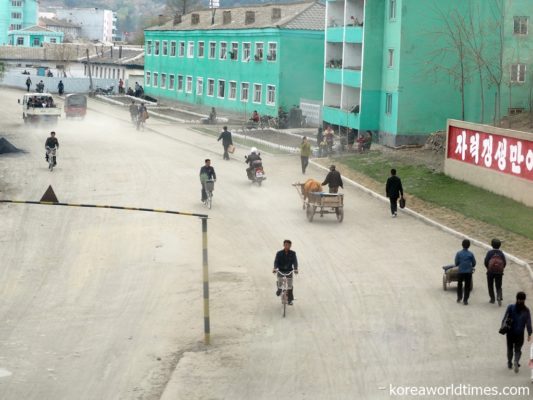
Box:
[25, 76, 32, 92]
[58, 80, 64, 95]
[321, 165, 343, 193]
[454, 239, 476, 305]
[484, 238, 507, 306]
[385, 168, 403, 217]
[217, 126, 233, 160]
[316, 127, 324, 157]
[502, 292, 532, 373]
[273, 239, 298, 305]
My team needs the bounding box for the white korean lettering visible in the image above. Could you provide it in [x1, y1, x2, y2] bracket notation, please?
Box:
[526, 149, 533, 171]
[469, 133, 480, 164]
[509, 141, 525, 174]
[481, 135, 493, 167]
[494, 138, 507, 171]
[455, 130, 467, 160]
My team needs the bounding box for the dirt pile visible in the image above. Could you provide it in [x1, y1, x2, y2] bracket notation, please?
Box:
[0, 138, 21, 154]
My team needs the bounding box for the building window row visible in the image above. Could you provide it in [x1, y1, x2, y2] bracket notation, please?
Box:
[12, 1, 23, 6]
[145, 71, 276, 105]
[11, 12, 22, 19]
[145, 39, 277, 62]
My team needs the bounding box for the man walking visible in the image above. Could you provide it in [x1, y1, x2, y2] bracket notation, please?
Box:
[300, 136, 311, 174]
[25, 76, 32, 92]
[321, 165, 343, 193]
[502, 292, 532, 373]
[217, 126, 233, 160]
[273, 240, 299, 305]
[484, 238, 507, 306]
[454, 239, 476, 305]
[385, 168, 404, 217]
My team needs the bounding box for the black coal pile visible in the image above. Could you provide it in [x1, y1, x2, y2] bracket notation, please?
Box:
[0, 138, 21, 154]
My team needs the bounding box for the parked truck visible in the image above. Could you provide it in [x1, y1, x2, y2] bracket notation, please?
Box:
[19, 93, 61, 124]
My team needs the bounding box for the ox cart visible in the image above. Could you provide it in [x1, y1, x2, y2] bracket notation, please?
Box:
[293, 183, 344, 223]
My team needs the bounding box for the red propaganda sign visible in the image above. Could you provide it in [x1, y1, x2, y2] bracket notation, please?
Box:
[447, 125, 533, 181]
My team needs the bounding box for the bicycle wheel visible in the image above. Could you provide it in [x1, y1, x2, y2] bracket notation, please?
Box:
[281, 290, 287, 317]
[207, 191, 212, 209]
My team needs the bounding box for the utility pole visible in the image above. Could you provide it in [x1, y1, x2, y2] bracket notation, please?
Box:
[86, 48, 94, 91]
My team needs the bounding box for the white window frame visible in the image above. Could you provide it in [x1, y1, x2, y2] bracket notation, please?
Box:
[385, 93, 393, 115]
[388, 48, 394, 68]
[209, 42, 216, 59]
[197, 77, 204, 95]
[187, 41, 194, 58]
[154, 41, 160, 56]
[514, 16, 528, 35]
[241, 82, 249, 102]
[198, 41, 205, 58]
[266, 85, 276, 105]
[511, 63, 527, 83]
[267, 42, 277, 62]
[146, 40, 152, 55]
[161, 73, 167, 88]
[254, 42, 264, 61]
[253, 83, 262, 104]
[170, 41, 176, 57]
[33, 37, 40, 46]
[389, 0, 397, 20]
[218, 79, 226, 98]
[162, 40, 168, 56]
[228, 81, 237, 100]
[219, 41, 227, 60]
[16, 37, 24, 46]
[169, 74, 175, 90]
[186, 76, 193, 93]
[242, 42, 251, 62]
[179, 41, 185, 57]
[207, 78, 215, 97]
[153, 72, 159, 87]
[177, 75, 184, 91]
[230, 42, 239, 61]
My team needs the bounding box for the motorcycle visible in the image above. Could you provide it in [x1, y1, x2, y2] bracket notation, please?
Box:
[245, 156, 266, 186]
[94, 85, 114, 95]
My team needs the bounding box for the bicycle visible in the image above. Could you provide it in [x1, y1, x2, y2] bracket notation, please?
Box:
[275, 270, 294, 317]
[203, 179, 215, 209]
[46, 147, 57, 171]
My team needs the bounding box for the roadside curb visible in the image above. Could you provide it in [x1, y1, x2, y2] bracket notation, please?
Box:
[310, 160, 533, 281]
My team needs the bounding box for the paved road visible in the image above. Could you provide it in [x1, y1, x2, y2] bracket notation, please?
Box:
[0, 88, 532, 400]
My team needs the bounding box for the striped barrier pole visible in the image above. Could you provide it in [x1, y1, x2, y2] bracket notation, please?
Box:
[0, 199, 212, 345]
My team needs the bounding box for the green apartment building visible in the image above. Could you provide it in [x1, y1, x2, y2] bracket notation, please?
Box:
[0, 0, 39, 45]
[144, 2, 325, 117]
[323, 0, 533, 146]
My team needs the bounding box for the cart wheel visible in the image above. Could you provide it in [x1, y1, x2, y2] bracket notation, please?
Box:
[442, 274, 447, 291]
[336, 207, 344, 223]
[306, 205, 315, 222]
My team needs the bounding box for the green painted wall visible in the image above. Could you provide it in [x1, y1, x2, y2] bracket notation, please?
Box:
[144, 28, 324, 117]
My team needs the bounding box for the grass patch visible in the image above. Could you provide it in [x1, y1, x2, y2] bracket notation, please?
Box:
[341, 152, 533, 240]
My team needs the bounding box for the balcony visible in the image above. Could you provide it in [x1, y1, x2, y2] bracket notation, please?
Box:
[343, 68, 361, 87]
[345, 26, 363, 43]
[326, 27, 344, 43]
[322, 106, 360, 129]
[325, 68, 342, 85]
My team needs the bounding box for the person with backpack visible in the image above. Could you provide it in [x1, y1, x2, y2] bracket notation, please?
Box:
[485, 238, 507, 306]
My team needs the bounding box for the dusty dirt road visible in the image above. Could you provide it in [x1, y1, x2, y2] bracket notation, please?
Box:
[1, 88, 532, 400]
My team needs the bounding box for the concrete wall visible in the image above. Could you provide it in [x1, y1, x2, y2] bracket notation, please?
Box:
[444, 119, 533, 207]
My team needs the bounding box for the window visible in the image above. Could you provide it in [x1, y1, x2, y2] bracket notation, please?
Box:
[179, 41, 185, 57]
[186, 76, 193, 93]
[389, 0, 397, 20]
[154, 41, 160, 55]
[229, 81, 237, 100]
[511, 63, 526, 83]
[388, 49, 394, 68]
[198, 41, 204, 58]
[385, 93, 392, 115]
[197, 77, 204, 95]
[11, 12, 22, 19]
[188, 41, 194, 58]
[218, 80, 226, 98]
[146, 40, 152, 55]
[9, 24, 22, 30]
[219, 42, 227, 60]
[33, 38, 40, 46]
[162, 41, 168, 56]
[207, 78, 215, 96]
[153, 72, 159, 87]
[209, 42, 216, 59]
[253, 84, 262, 103]
[266, 85, 276, 105]
[50, 38, 57, 44]
[230, 42, 238, 60]
[242, 42, 251, 61]
[16, 37, 24, 45]
[254, 42, 263, 61]
[241, 82, 249, 102]
[514, 17, 528, 35]
[12, 1, 23, 6]
[161, 73, 167, 88]
[170, 41, 176, 56]
[169, 74, 175, 90]
[267, 43, 277, 61]
[177, 75, 184, 91]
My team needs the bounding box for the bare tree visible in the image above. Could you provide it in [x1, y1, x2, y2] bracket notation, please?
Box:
[166, 0, 200, 16]
[47, 44, 77, 77]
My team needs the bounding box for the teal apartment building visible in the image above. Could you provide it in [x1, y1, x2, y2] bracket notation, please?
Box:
[144, 2, 325, 116]
[323, 0, 533, 146]
[0, 0, 39, 45]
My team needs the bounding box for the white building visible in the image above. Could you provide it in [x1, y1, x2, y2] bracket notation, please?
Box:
[55, 8, 116, 43]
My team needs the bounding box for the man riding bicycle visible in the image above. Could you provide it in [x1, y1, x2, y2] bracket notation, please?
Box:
[273, 240, 299, 305]
[45, 131, 59, 166]
[199, 159, 217, 203]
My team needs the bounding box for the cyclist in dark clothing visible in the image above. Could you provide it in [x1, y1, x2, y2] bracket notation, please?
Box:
[273, 240, 299, 305]
[199, 159, 217, 202]
[45, 131, 59, 165]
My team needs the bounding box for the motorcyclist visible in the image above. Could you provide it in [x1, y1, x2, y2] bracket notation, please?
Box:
[245, 147, 262, 179]
[45, 131, 59, 166]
